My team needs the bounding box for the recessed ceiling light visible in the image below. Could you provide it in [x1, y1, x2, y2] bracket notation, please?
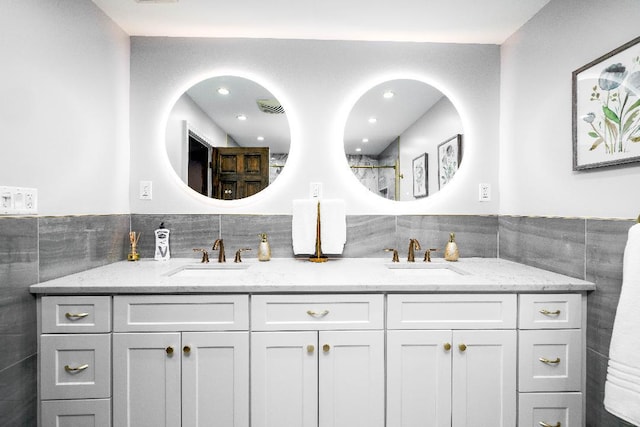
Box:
[217, 87, 230, 95]
[257, 136, 265, 141]
[236, 114, 247, 121]
[368, 117, 377, 124]
[362, 138, 369, 143]
[383, 90, 395, 99]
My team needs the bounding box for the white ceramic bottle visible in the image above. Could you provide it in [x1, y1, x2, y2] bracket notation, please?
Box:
[154, 222, 171, 261]
[258, 233, 271, 261]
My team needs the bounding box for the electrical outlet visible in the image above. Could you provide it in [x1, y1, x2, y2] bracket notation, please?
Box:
[0, 186, 37, 214]
[140, 181, 153, 200]
[310, 182, 323, 198]
[479, 183, 491, 202]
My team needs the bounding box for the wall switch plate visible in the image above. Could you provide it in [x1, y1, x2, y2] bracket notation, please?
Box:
[479, 183, 491, 202]
[139, 181, 153, 200]
[310, 182, 323, 198]
[0, 186, 37, 215]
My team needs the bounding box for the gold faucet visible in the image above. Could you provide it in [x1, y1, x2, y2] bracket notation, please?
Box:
[212, 239, 226, 263]
[384, 248, 400, 262]
[234, 248, 251, 263]
[423, 248, 438, 262]
[407, 238, 421, 262]
[193, 248, 210, 263]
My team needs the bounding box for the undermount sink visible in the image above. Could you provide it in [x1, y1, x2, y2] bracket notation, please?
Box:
[166, 263, 251, 278]
[385, 262, 468, 276]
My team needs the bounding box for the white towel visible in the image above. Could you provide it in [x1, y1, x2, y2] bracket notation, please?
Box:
[604, 223, 640, 425]
[292, 199, 346, 255]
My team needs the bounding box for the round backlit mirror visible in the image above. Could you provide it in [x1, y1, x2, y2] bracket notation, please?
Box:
[344, 79, 463, 201]
[165, 76, 290, 200]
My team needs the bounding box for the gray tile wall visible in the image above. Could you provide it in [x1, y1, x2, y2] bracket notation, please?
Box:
[499, 216, 636, 427]
[0, 215, 129, 426]
[1, 213, 633, 426]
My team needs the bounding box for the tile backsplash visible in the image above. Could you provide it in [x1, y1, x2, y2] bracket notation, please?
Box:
[0, 213, 634, 425]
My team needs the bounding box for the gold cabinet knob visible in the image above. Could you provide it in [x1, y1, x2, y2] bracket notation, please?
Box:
[166, 346, 174, 355]
[458, 343, 467, 352]
[444, 343, 452, 351]
[183, 345, 191, 354]
[323, 344, 331, 352]
[307, 345, 315, 353]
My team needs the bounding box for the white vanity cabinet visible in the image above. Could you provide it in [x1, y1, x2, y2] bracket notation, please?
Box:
[111, 295, 250, 427]
[517, 294, 584, 427]
[386, 294, 518, 427]
[39, 296, 112, 427]
[250, 294, 385, 427]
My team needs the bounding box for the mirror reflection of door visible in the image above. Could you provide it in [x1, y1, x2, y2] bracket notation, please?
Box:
[188, 132, 211, 197]
[212, 147, 269, 200]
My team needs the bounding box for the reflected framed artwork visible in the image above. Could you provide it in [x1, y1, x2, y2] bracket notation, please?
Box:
[438, 134, 462, 189]
[573, 36, 640, 170]
[412, 153, 428, 198]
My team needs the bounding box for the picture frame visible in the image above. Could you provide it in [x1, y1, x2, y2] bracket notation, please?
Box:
[412, 153, 428, 198]
[572, 36, 640, 170]
[438, 134, 463, 189]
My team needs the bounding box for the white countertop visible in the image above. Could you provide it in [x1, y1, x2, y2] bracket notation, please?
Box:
[29, 257, 595, 294]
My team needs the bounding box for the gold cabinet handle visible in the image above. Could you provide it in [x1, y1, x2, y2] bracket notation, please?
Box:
[539, 357, 561, 364]
[64, 364, 89, 373]
[458, 343, 467, 352]
[65, 312, 89, 320]
[444, 343, 452, 351]
[307, 345, 315, 353]
[183, 345, 191, 354]
[307, 310, 330, 318]
[323, 344, 330, 352]
[539, 309, 561, 316]
[166, 346, 174, 355]
[539, 422, 561, 427]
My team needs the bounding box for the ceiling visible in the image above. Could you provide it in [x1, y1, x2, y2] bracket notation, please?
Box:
[91, 0, 550, 44]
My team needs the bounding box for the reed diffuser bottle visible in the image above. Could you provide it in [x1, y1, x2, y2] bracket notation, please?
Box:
[258, 233, 271, 261]
[444, 232, 459, 262]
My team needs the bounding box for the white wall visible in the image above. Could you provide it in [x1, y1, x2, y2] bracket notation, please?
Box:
[0, 0, 130, 216]
[500, 0, 640, 219]
[130, 38, 501, 215]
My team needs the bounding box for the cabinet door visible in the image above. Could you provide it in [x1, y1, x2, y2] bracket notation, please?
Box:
[113, 333, 181, 427]
[251, 331, 318, 427]
[319, 330, 385, 427]
[387, 330, 452, 427]
[451, 330, 516, 427]
[182, 332, 249, 427]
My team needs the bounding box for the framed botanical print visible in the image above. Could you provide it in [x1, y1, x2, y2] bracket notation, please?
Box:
[438, 134, 463, 189]
[412, 153, 428, 198]
[573, 36, 640, 170]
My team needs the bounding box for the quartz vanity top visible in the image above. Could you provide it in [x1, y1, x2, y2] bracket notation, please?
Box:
[29, 257, 595, 294]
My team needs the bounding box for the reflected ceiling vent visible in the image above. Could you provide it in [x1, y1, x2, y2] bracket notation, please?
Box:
[256, 99, 285, 114]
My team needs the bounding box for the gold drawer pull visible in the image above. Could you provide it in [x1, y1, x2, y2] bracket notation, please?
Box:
[64, 364, 89, 373]
[539, 422, 561, 427]
[65, 312, 89, 320]
[539, 309, 561, 316]
[307, 310, 330, 318]
[539, 357, 561, 364]
[444, 343, 452, 351]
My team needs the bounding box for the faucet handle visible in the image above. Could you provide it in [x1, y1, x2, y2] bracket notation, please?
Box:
[384, 248, 400, 262]
[234, 248, 252, 263]
[423, 248, 439, 262]
[193, 248, 210, 263]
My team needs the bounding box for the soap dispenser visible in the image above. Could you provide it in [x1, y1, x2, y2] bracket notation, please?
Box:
[444, 232, 459, 262]
[257, 233, 271, 261]
[154, 222, 171, 261]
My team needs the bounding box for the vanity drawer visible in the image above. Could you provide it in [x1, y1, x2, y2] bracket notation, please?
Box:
[41, 398, 111, 427]
[518, 392, 582, 427]
[519, 294, 582, 329]
[519, 329, 582, 392]
[40, 334, 111, 400]
[387, 294, 517, 329]
[251, 294, 384, 330]
[41, 296, 111, 333]
[113, 294, 249, 332]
